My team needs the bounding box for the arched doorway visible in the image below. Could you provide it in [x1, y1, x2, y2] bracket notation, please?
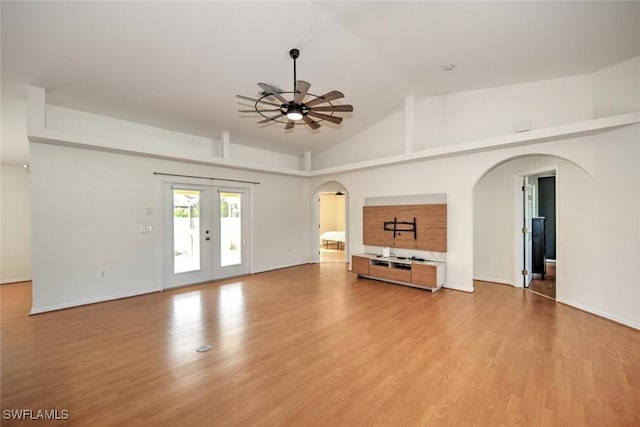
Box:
[313, 181, 348, 264]
[473, 154, 591, 300]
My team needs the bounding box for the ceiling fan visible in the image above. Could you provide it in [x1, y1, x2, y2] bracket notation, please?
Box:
[236, 49, 353, 130]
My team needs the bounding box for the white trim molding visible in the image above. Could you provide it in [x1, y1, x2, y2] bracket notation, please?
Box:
[30, 288, 161, 315]
[557, 297, 640, 330]
[1, 276, 32, 285]
[473, 276, 514, 286]
[443, 283, 475, 293]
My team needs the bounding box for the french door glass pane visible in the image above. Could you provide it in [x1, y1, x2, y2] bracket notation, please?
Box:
[220, 192, 241, 267]
[173, 189, 201, 274]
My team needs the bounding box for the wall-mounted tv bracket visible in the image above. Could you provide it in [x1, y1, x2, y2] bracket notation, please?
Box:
[383, 217, 417, 239]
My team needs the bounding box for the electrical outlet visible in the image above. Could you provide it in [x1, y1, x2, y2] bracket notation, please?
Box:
[100, 270, 107, 278]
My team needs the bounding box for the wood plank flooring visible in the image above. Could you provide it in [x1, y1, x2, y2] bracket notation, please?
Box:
[319, 247, 347, 263]
[1, 263, 639, 426]
[529, 262, 556, 299]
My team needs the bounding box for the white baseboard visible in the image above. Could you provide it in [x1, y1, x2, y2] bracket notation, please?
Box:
[473, 276, 514, 286]
[443, 283, 475, 293]
[556, 297, 639, 330]
[1, 276, 32, 285]
[253, 262, 309, 274]
[30, 287, 162, 315]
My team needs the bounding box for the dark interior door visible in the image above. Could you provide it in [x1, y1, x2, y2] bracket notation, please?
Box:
[538, 177, 556, 260]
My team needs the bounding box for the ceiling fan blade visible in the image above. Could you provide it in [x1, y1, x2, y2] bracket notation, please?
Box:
[257, 83, 289, 104]
[305, 90, 345, 107]
[307, 111, 343, 124]
[257, 112, 285, 124]
[238, 109, 282, 113]
[310, 104, 353, 113]
[285, 120, 295, 130]
[236, 95, 283, 108]
[294, 80, 311, 104]
[302, 116, 321, 130]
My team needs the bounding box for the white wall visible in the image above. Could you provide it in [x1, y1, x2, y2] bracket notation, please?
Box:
[30, 143, 309, 313]
[1, 165, 32, 283]
[312, 108, 405, 170]
[319, 194, 337, 235]
[335, 196, 345, 231]
[46, 104, 302, 171]
[415, 74, 593, 150]
[310, 123, 640, 328]
[312, 57, 640, 171]
[318, 193, 346, 235]
[593, 56, 640, 118]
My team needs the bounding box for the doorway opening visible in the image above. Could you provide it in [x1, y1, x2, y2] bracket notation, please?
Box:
[521, 173, 556, 299]
[313, 181, 348, 264]
[318, 191, 346, 263]
[473, 155, 559, 300]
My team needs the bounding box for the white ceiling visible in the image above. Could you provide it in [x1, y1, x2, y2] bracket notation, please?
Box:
[2, 1, 640, 164]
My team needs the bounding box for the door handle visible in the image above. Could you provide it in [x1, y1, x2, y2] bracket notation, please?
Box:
[205, 237, 210, 241]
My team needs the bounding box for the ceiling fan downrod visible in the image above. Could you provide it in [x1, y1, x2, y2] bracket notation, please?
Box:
[290, 48, 300, 96]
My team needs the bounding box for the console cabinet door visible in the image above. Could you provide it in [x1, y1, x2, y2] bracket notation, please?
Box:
[369, 264, 412, 282]
[411, 264, 437, 287]
[352, 256, 370, 275]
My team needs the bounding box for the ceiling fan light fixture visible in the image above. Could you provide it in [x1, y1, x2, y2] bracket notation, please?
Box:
[286, 105, 304, 121]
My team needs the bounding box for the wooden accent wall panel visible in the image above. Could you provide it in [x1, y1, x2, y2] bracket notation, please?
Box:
[363, 204, 447, 252]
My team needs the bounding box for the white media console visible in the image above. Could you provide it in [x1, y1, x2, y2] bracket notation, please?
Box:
[352, 253, 446, 292]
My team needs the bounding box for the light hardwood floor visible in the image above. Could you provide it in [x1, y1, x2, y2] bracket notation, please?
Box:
[319, 247, 347, 263]
[529, 262, 556, 299]
[1, 264, 639, 426]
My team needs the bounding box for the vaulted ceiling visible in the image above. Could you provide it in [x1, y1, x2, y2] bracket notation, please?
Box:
[2, 1, 640, 164]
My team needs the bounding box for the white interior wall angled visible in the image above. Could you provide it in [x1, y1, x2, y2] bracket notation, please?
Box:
[29, 143, 310, 313]
[593, 56, 640, 118]
[311, 108, 406, 170]
[44, 104, 301, 171]
[414, 74, 594, 150]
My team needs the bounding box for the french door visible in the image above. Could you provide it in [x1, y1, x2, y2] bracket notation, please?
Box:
[164, 183, 249, 288]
